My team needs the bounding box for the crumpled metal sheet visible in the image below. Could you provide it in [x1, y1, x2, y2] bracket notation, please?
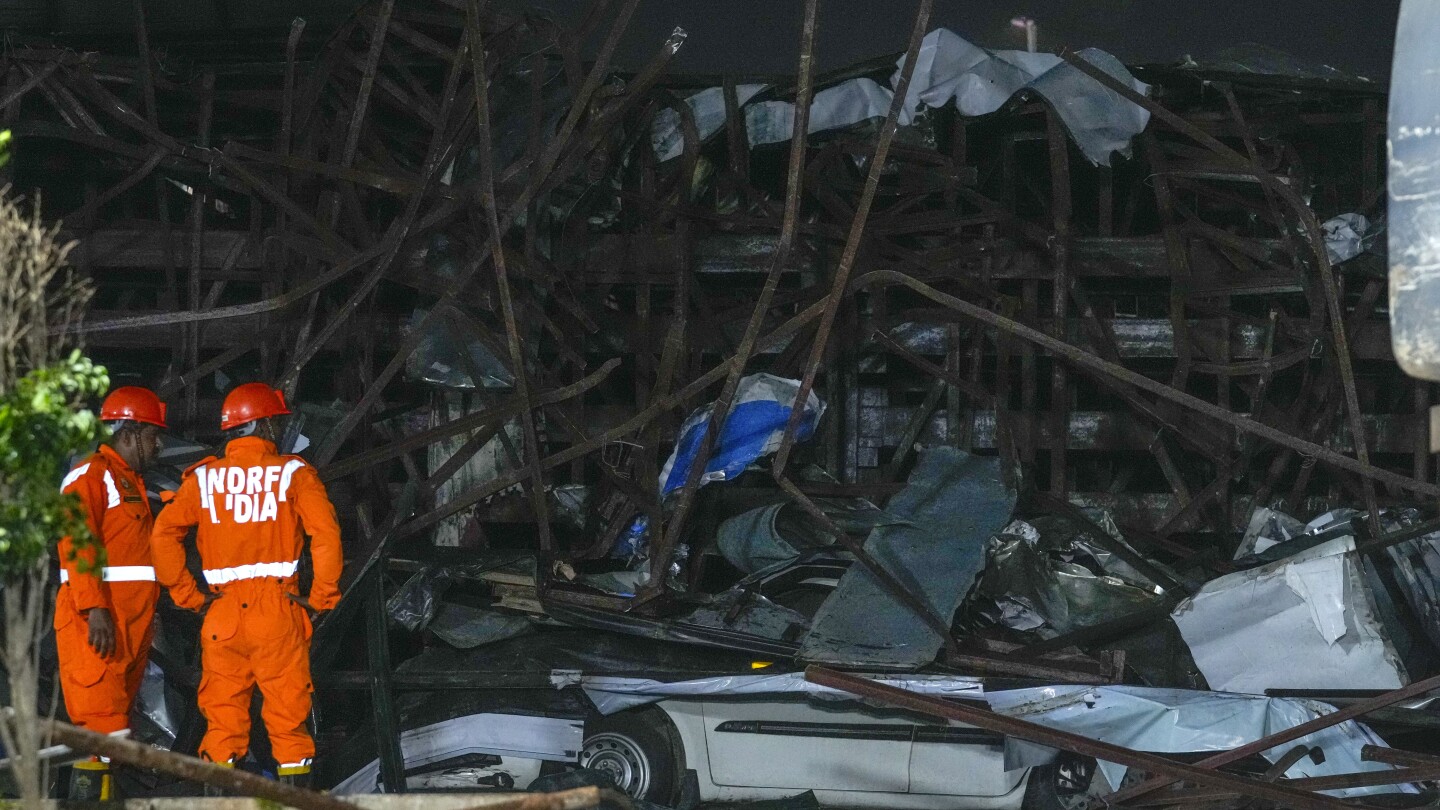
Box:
[1172, 537, 1409, 692]
[560, 671, 984, 715]
[1354, 507, 1440, 654]
[799, 447, 1016, 669]
[680, 588, 813, 644]
[986, 685, 1411, 799]
[716, 496, 903, 575]
[332, 713, 584, 794]
[1229, 505, 1440, 662]
[1235, 506, 1308, 559]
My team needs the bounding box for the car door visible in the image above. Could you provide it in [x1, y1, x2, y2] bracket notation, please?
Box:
[908, 719, 1021, 797]
[702, 696, 911, 793]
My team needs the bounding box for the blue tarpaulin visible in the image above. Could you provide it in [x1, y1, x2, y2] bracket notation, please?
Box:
[658, 374, 824, 497]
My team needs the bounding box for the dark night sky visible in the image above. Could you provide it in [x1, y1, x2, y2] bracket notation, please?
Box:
[500, 0, 1402, 83]
[2, 1, 1404, 84]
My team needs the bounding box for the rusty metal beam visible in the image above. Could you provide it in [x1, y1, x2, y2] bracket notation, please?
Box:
[851, 270, 1440, 498]
[804, 667, 1364, 810]
[772, 0, 935, 476]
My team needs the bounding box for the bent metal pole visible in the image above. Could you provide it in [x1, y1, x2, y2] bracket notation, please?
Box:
[803, 666, 1373, 810]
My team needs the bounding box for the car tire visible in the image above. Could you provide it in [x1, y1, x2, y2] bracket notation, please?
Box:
[578, 710, 683, 806]
[1022, 755, 1099, 810]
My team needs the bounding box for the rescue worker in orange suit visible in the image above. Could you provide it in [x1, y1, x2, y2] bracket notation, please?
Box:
[56, 387, 168, 801]
[150, 382, 342, 788]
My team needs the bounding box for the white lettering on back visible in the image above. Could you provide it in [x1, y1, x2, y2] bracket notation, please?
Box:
[264, 465, 282, 493]
[234, 494, 254, 523]
[226, 467, 244, 495]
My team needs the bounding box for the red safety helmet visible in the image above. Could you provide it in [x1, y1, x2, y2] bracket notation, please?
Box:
[100, 387, 168, 429]
[220, 382, 291, 431]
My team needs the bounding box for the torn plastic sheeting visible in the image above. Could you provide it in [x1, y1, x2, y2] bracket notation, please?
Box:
[743, 78, 895, 149]
[985, 685, 1410, 799]
[894, 29, 1150, 166]
[657, 30, 1147, 168]
[1172, 537, 1409, 693]
[799, 447, 1017, 669]
[968, 520, 1166, 638]
[652, 84, 768, 163]
[429, 603, 532, 650]
[898, 29, 1146, 165]
[387, 565, 454, 633]
[658, 373, 824, 497]
[753, 43, 1146, 166]
[1323, 213, 1370, 264]
[1036, 512, 1170, 594]
[331, 712, 584, 794]
[557, 671, 984, 716]
[135, 661, 177, 746]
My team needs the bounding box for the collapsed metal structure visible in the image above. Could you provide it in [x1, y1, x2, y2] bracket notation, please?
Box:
[10, 0, 1440, 804]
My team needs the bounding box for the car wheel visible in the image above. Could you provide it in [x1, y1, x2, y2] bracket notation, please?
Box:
[578, 711, 682, 805]
[1022, 754, 1098, 810]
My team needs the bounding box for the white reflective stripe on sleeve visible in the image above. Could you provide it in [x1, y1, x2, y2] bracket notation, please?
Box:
[277, 459, 305, 502]
[102, 470, 121, 509]
[60, 463, 91, 492]
[60, 566, 156, 584]
[202, 560, 300, 585]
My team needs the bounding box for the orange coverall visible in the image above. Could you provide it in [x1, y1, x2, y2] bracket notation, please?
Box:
[150, 436, 343, 770]
[55, 444, 159, 734]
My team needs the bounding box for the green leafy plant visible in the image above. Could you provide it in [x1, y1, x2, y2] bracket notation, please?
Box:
[0, 135, 102, 806]
[0, 351, 110, 578]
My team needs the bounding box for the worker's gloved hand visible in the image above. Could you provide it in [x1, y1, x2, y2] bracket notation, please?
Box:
[86, 608, 117, 658]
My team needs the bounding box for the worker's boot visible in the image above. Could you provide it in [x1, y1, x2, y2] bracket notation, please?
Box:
[68, 759, 113, 801]
[277, 762, 312, 790]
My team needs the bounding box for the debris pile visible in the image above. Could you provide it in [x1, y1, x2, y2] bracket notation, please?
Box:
[8, 0, 1440, 804]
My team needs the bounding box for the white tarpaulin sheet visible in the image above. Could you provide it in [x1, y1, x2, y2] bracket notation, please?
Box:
[1172, 537, 1408, 693]
[652, 84, 768, 163]
[652, 28, 1150, 166]
[558, 671, 984, 715]
[986, 685, 1410, 798]
[332, 713, 583, 794]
